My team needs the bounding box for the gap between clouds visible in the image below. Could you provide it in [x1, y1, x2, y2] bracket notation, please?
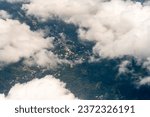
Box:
[21, 0, 150, 80]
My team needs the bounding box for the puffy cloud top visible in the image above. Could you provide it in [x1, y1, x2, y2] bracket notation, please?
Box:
[0, 75, 76, 100]
[0, 17, 65, 68]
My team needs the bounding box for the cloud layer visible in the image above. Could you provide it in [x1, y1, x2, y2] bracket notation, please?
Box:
[22, 0, 150, 60]
[0, 75, 76, 100]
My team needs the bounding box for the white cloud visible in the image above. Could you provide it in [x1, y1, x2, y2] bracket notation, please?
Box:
[23, 50, 58, 68]
[0, 10, 11, 19]
[22, 0, 150, 60]
[22, 0, 100, 21]
[0, 18, 63, 68]
[139, 77, 150, 86]
[118, 60, 130, 74]
[0, 75, 76, 100]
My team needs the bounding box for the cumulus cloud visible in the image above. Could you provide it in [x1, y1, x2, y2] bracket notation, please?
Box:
[0, 10, 11, 19]
[22, 0, 100, 20]
[0, 75, 76, 100]
[0, 18, 63, 68]
[22, 0, 150, 61]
